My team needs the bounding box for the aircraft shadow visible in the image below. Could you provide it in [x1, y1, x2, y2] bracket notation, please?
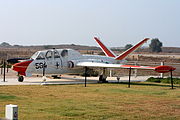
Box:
[109, 81, 180, 88]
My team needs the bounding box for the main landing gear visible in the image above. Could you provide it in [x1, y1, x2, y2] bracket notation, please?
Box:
[98, 68, 108, 83]
[98, 75, 108, 83]
[84, 67, 108, 87]
[18, 76, 24, 82]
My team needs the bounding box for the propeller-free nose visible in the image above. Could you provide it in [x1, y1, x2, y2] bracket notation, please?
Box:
[13, 60, 33, 76]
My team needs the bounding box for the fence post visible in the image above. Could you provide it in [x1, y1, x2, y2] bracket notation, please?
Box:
[1, 60, 2, 75]
[3, 60, 6, 82]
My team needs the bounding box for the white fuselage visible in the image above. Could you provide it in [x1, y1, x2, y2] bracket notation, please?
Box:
[25, 49, 126, 76]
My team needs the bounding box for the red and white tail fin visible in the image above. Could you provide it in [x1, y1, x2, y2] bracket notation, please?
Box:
[115, 38, 150, 60]
[94, 37, 116, 57]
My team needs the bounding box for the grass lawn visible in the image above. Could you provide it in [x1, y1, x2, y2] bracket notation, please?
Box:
[0, 82, 179, 120]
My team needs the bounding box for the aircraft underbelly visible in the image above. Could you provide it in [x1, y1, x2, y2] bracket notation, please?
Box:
[45, 68, 83, 75]
[29, 67, 83, 75]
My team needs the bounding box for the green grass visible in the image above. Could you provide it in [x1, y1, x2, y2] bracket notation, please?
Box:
[0, 83, 179, 120]
[0, 93, 17, 101]
[147, 77, 180, 84]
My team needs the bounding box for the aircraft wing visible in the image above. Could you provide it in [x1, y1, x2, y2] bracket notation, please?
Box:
[76, 62, 175, 73]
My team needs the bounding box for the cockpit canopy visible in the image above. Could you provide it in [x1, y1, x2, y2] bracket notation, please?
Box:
[31, 49, 81, 60]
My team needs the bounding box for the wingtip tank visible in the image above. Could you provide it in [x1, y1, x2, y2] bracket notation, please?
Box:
[154, 65, 176, 73]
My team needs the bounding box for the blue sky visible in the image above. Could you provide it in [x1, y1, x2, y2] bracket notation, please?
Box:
[0, 0, 179, 47]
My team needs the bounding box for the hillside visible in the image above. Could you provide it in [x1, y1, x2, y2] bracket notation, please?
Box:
[0, 42, 179, 60]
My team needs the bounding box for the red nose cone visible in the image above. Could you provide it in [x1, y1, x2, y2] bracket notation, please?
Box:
[155, 66, 176, 73]
[13, 60, 33, 76]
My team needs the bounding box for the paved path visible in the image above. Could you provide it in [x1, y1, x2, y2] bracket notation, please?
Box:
[0, 75, 152, 85]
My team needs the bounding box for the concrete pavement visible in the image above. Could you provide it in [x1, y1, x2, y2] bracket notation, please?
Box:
[0, 75, 152, 85]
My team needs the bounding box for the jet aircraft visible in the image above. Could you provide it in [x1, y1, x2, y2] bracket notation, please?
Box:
[12, 37, 175, 82]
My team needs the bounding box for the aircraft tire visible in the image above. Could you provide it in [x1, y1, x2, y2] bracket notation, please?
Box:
[98, 75, 108, 83]
[18, 76, 24, 82]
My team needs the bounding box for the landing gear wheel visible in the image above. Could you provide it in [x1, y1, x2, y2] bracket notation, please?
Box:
[18, 76, 24, 82]
[98, 75, 108, 83]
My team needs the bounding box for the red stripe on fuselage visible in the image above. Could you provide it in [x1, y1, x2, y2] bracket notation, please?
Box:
[13, 59, 33, 76]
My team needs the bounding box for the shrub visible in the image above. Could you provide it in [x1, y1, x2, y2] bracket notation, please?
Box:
[81, 68, 99, 77]
[146, 77, 180, 84]
[147, 77, 161, 83]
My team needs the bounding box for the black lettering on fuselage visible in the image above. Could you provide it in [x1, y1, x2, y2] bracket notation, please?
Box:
[35, 62, 47, 69]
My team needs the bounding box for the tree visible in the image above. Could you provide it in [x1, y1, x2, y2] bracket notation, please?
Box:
[0, 42, 11, 47]
[44, 45, 51, 49]
[149, 38, 163, 52]
[125, 44, 133, 50]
